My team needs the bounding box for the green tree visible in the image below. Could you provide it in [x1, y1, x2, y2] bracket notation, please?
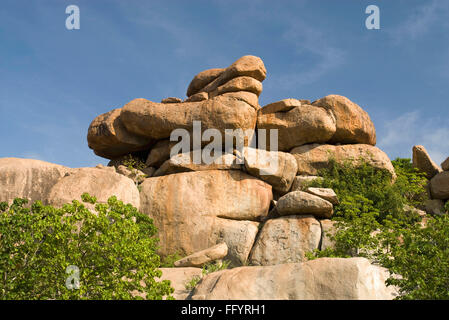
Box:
[306, 158, 449, 299]
[0, 194, 174, 300]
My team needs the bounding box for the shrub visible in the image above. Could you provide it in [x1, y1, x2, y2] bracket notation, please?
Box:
[0, 194, 174, 300]
[306, 158, 449, 299]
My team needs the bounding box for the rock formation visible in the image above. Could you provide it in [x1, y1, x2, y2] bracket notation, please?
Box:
[412, 145, 449, 213]
[0, 55, 402, 300]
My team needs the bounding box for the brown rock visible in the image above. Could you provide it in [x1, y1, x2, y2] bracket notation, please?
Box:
[48, 167, 140, 209]
[161, 97, 183, 103]
[276, 191, 333, 219]
[412, 145, 442, 179]
[242, 147, 298, 193]
[199, 56, 266, 94]
[290, 175, 323, 191]
[249, 216, 321, 266]
[210, 76, 263, 97]
[139, 170, 272, 260]
[256, 104, 336, 151]
[290, 144, 396, 180]
[191, 257, 397, 300]
[312, 95, 376, 145]
[442, 157, 449, 171]
[320, 219, 337, 250]
[217, 91, 259, 110]
[424, 199, 445, 215]
[261, 99, 302, 114]
[154, 152, 242, 177]
[174, 243, 228, 268]
[145, 140, 177, 168]
[0, 158, 70, 205]
[157, 268, 203, 300]
[306, 187, 339, 205]
[87, 108, 153, 159]
[184, 92, 208, 102]
[430, 171, 449, 200]
[120, 95, 257, 143]
[186, 68, 224, 97]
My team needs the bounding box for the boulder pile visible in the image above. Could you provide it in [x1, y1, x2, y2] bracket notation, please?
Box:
[412, 145, 449, 214]
[0, 55, 400, 300]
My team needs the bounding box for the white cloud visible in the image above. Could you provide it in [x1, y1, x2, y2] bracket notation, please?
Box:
[389, 1, 449, 43]
[378, 111, 449, 164]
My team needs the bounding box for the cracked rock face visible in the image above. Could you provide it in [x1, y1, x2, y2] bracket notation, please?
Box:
[191, 257, 397, 300]
[139, 170, 272, 264]
[249, 215, 321, 266]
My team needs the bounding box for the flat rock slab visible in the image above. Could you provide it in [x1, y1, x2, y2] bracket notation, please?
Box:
[174, 243, 228, 268]
[306, 187, 339, 205]
[276, 191, 333, 219]
[290, 175, 323, 191]
[191, 257, 397, 300]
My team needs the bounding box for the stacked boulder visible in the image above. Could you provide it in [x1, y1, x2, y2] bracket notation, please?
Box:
[413, 145, 449, 214]
[0, 55, 398, 300]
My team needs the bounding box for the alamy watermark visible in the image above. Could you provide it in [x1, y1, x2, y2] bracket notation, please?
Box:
[65, 265, 80, 290]
[365, 5, 380, 30]
[66, 5, 80, 30]
[169, 121, 280, 176]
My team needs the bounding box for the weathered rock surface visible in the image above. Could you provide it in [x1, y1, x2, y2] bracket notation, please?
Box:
[242, 147, 297, 193]
[441, 157, 449, 171]
[187, 68, 225, 97]
[174, 243, 228, 268]
[217, 91, 259, 110]
[312, 95, 376, 146]
[320, 219, 337, 251]
[276, 191, 333, 219]
[47, 167, 140, 209]
[0, 158, 70, 205]
[412, 145, 442, 179]
[145, 140, 177, 168]
[290, 175, 323, 191]
[211, 218, 260, 266]
[191, 257, 397, 300]
[249, 216, 321, 266]
[120, 95, 257, 143]
[424, 199, 446, 215]
[157, 268, 203, 300]
[430, 171, 449, 200]
[257, 104, 337, 151]
[210, 76, 262, 97]
[161, 97, 182, 104]
[154, 152, 242, 176]
[261, 99, 302, 114]
[87, 108, 153, 159]
[139, 170, 271, 260]
[198, 56, 266, 95]
[184, 92, 208, 102]
[290, 144, 396, 179]
[306, 187, 339, 205]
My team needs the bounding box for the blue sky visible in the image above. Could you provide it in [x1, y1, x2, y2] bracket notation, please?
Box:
[1, 0, 449, 168]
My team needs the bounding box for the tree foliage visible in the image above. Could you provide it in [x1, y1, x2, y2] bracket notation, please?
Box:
[307, 158, 449, 299]
[0, 194, 174, 300]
